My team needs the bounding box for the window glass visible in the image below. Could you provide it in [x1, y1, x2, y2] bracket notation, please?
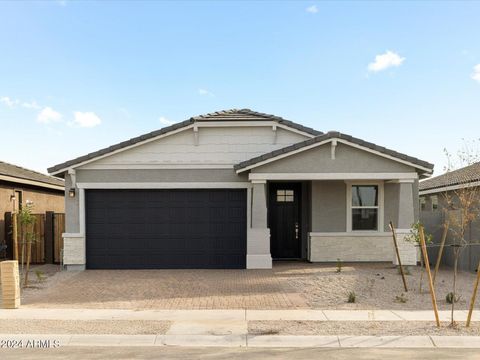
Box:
[276, 189, 294, 202]
[352, 209, 378, 230]
[431, 195, 438, 210]
[352, 186, 378, 207]
[420, 197, 426, 211]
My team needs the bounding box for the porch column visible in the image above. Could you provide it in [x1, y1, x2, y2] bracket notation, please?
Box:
[247, 180, 272, 269]
[393, 181, 417, 266]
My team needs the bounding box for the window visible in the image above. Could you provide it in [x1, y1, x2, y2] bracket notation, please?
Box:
[351, 185, 378, 231]
[431, 195, 438, 211]
[277, 189, 294, 202]
[420, 197, 426, 211]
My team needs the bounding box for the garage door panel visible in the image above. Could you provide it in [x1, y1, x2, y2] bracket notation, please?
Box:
[86, 189, 247, 269]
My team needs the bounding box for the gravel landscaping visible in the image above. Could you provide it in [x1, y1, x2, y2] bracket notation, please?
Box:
[275, 262, 480, 310]
[0, 319, 171, 335]
[248, 321, 480, 336]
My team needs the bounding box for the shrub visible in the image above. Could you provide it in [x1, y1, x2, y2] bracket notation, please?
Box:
[347, 291, 356, 303]
[336, 259, 342, 273]
[395, 293, 408, 303]
[446, 292, 460, 304]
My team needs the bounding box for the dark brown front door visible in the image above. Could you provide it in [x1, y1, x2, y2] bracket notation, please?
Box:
[268, 183, 301, 259]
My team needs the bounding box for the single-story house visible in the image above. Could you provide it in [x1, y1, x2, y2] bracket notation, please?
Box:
[48, 109, 434, 270]
[420, 161, 480, 272]
[1, 161, 65, 259]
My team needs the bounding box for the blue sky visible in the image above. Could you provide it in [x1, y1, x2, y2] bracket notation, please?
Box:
[0, 1, 479, 175]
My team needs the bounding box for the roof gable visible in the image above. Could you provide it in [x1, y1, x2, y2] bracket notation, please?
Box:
[234, 131, 434, 175]
[48, 109, 321, 175]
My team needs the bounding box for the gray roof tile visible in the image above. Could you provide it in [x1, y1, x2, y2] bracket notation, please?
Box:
[0, 161, 64, 188]
[419, 161, 480, 191]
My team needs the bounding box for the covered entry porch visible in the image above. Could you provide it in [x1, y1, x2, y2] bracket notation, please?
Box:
[248, 173, 419, 269]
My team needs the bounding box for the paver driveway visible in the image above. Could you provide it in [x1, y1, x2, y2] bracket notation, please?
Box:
[23, 262, 309, 310]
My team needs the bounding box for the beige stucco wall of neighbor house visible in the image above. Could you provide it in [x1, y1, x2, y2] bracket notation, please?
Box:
[0, 182, 64, 247]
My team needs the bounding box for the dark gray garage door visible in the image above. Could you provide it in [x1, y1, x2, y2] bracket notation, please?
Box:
[86, 189, 247, 269]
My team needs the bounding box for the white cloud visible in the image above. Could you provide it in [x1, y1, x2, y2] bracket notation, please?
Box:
[306, 5, 318, 13]
[0, 96, 19, 108]
[72, 111, 102, 128]
[198, 88, 215, 97]
[368, 50, 405, 72]
[22, 100, 41, 110]
[472, 64, 480, 83]
[37, 107, 62, 124]
[159, 116, 175, 126]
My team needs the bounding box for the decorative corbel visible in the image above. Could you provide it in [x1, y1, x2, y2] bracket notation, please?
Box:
[330, 139, 337, 160]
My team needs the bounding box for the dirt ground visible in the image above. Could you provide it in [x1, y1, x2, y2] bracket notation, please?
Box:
[4, 262, 480, 311]
[0, 319, 171, 335]
[249, 321, 480, 336]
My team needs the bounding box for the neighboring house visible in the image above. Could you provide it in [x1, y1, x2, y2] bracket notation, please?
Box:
[0, 161, 65, 259]
[419, 161, 480, 272]
[48, 109, 433, 270]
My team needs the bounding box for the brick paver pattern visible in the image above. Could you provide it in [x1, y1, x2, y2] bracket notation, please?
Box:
[22, 263, 309, 310]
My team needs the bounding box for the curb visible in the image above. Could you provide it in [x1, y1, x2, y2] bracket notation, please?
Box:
[1, 334, 480, 348]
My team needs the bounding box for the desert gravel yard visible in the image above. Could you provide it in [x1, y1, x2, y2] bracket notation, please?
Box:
[10, 262, 480, 311]
[248, 321, 480, 336]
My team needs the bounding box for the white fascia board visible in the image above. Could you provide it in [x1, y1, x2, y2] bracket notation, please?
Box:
[0, 174, 64, 191]
[419, 180, 480, 195]
[49, 124, 195, 176]
[76, 182, 252, 189]
[249, 172, 418, 181]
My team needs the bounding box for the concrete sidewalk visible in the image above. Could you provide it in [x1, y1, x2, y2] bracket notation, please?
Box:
[1, 334, 480, 348]
[1, 308, 479, 322]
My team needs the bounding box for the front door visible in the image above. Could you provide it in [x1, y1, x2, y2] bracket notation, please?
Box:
[268, 183, 301, 259]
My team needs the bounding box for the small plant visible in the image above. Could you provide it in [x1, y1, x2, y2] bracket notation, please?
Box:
[395, 293, 408, 303]
[404, 221, 433, 244]
[35, 270, 46, 283]
[336, 259, 342, 273]
[446, 292, 460, 304]
[347, 291, 356, 303]
[398, 266, 411, 275]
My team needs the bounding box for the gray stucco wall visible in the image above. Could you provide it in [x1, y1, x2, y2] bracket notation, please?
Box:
[421, 191, 480, 272]
[413, 179, 420, 222]
[252, 143, 416, 174]
[76, 169, 248, 183]
[384, 183, 398, 232]
[311, 181, 346, 232]
[64, 175, 79, 233]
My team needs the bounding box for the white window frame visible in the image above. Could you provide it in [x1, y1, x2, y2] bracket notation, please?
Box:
[345, 181, 384, 232]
